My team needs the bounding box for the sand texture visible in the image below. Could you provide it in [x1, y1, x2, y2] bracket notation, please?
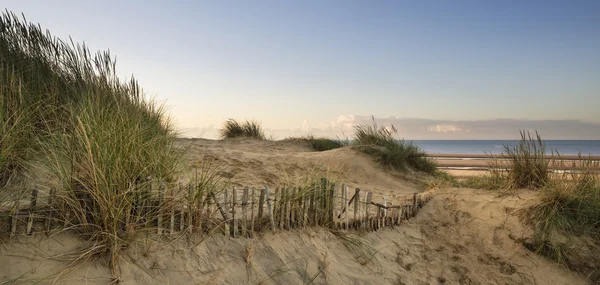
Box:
[0, 139, 589, 284]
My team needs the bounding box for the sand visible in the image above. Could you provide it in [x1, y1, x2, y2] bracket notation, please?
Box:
[0, 139, 590, 284]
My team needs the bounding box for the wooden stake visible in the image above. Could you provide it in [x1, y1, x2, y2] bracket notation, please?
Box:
[353, 188, 360, 229]
[302, 191, 309, 227]
[26, 188, 39, 235]
[365, 192, 372, 231]
[265, 186, 275, 231]
[250, 188, 256, 235]
[343, 185, 349, 230]
[258, 188, 265, 232]
[290, 187, 296, 228]
[10, 201, 19, 239]
[45, 188, 56, 233]
[188, 183, 194, 233]
[157, 181, 166, 236]
[279, 188, 285, 230]
[232, 187, 237, 238]
[242, 187, 248, 237]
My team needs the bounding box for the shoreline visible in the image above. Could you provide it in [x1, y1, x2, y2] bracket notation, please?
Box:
[428, 153, 600, 178]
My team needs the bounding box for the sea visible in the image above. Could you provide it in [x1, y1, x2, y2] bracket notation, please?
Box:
[410, 140, 600, 156]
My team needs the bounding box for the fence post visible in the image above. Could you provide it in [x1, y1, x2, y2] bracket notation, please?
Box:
[290, 187, 297, 228]
[45, 188, 56, 233]
[187, 183, 194, 233]
[232, 187, 237, 238]
[285, 188, 291, 229]
[250, 188, 256, 235]
[343, 185, 349, 230]
[329, 184, 336, 228]
[170, 188, 176, 235]
[382, 196, 387, 228]
[157, 181, 166, 236]
[242, 187, 248, 237]
[353, 188, 360, 229]
[26, 188, 39, 235]
[265, 186, 275, 231]
[258, 188, 265, 232]
[365, 192, 372, 231]
[10, 201, 19, 238]
[223, 188, 230, 236]
[412, 193, 418, 217]
[302, 189, 309, 227]
[279, 188, 285, 230]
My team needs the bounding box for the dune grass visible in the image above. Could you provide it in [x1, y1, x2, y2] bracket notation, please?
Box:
[220, 119, 266, 140]
[1, 10, 181, 275]
[353, 118, 436, 174]
[524, 157, 600, 280]
[288, 135, 349, 151]
[454, 130, 600, 279]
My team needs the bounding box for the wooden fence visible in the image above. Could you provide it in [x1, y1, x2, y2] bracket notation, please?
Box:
[2, 178, 432, 238]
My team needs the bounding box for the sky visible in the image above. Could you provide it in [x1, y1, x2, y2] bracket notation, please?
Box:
[3, 0, 600, 139]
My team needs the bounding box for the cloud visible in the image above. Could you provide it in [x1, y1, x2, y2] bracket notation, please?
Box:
[177, 116, 600, 140]
[329, 115, 600, 139]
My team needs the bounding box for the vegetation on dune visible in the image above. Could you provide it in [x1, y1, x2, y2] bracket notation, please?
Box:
[353, 117, 436, 174]
[220, 119, 266, 140]
[1, 10, 181, 274]
[455, 130, 600, 280]
[288, 135, 349, 151]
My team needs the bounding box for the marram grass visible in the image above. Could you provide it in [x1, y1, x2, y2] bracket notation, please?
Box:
[220, 119, 266, 140]
[1, 10, 181, 276]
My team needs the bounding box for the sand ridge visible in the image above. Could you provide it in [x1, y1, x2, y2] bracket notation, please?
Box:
[1, 138, 589, 284]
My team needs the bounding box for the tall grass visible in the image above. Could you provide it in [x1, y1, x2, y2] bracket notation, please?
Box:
[503, 131, 549, 189]
[1, 10, 181, 275]
[219, 119, 266, 140]
[524, 157, 600, 280]
[353, 118, 436, 174]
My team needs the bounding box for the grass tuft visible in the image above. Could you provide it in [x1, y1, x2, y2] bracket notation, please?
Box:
[353, 117, 436, 174]
[288, 135, 349, 151]
[219, 119, 266, 140]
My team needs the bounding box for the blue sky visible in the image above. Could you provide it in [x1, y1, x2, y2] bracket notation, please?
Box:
[4, 0, 600, 139]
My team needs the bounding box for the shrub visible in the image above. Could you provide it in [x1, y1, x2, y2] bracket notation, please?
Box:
[353, 118, 436, 174]
[220, 119, 266, 140]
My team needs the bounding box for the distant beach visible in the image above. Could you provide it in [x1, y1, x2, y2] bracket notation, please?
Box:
[412, 140, 600, 155]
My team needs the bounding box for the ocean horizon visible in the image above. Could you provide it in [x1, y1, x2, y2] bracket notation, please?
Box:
[409, 140, 600, 155]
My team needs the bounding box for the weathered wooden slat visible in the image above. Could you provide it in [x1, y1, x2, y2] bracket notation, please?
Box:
[188, 183, 194, 233]
[157, 181, 166, 236]
[45, 188, 56, 233]
[232, 187, 237, 238]
[265, 186, 275, 231]
[365, 192, 372, 231]
[279, 188, 285, 230]
[258, 188, 265, 232]
[26, 188, 39, 235]
[353, 188, 360, 229]
[250, 188, 256, 235]
[242, 187, 248, 237]
[10, 201, 19, 238]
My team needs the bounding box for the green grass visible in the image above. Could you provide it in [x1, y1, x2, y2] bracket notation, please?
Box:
[452, 131, 600, 280]
[353, 117, 436, 174]
[1, 10, 181, 275]
[523, 158, 600, 280]
[288, 135, 349, 151]
[219, 119, 266, 140]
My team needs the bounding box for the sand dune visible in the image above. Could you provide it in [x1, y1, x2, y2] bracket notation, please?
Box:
[1, 139, 589, 284]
